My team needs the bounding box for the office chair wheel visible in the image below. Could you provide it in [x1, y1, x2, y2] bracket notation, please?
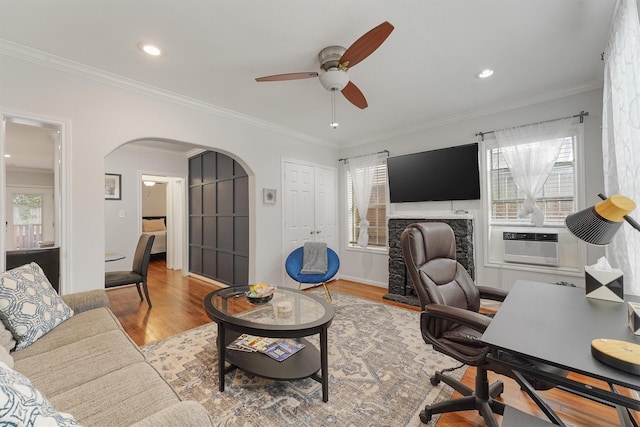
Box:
[419, 409, 433, 423]
[429, 375, 440, 386]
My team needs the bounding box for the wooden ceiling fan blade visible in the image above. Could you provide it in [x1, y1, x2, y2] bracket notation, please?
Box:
[340, 21, 394, 69]
[341, 81, 368, 109]
[255, 72, 318, 82]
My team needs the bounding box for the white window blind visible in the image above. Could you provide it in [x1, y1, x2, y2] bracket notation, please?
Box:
[488, 136, 576, 224]
[347, 163, 388, 248]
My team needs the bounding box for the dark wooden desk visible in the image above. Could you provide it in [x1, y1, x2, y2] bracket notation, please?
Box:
[482, 280, 640, 426]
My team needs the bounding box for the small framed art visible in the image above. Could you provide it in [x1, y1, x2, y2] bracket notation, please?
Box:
[263, 188, 276, 204]
[105, 173, 122, 200]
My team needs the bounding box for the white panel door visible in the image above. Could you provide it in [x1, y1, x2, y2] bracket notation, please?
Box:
[283, 161, 337, 287]
[314, 166, 337, 249]
[284, 162, 315, 255]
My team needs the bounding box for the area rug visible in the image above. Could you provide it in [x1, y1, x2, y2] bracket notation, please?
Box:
[141, 291, 462, 426]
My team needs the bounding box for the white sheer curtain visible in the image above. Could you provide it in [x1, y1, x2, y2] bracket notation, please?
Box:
[347, 153, 379, 247]
[602, 0, 640, 294]
[495, 117, 574, 227]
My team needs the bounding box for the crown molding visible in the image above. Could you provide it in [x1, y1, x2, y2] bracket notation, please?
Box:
[121, 142, 192, 157]
[0, 39, 334, 148]
[344, 81, 603, 149]
[6, 165, 54, 174]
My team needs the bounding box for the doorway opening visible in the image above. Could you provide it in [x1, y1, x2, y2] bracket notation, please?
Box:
[141, 173, 185, 272]
[1, 115, 65, 292]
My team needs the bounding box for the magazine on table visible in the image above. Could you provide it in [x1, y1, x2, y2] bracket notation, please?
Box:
[227, 335, 305, 361]
[227, 334, 276, 352]
[263, 339, 305, 362]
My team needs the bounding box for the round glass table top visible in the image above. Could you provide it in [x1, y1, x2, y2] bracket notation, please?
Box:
[204, 286, 332, 329]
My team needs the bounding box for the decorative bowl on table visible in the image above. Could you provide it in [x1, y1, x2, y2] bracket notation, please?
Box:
[246, 282, 276, 305]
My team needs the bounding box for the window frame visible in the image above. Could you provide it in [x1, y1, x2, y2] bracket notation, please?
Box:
[344, 160, 389, 253]
[481, 122, 587, 272]
[485, 127, 581, 228]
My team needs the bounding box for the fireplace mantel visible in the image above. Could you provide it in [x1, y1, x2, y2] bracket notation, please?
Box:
[386, 217, 474, 307]
[387, 211, 473, 220]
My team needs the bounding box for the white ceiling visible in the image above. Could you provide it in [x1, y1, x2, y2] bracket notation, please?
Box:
[0, 0, 615, 147]
[5, 121, 57, 171]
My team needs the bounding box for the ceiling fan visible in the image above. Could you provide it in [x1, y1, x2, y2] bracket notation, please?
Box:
[255, 21, 394, 110]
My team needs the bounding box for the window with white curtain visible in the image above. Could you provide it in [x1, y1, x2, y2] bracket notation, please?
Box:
[346, 163, 388, 249]
[487, 134, 577, 226]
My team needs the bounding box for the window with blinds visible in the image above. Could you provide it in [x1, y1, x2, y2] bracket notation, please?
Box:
[488, 136, 576, 224]
[346, 163, 388, 249]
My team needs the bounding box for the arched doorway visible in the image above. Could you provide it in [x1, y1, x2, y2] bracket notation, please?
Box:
[105, 140, 251, 287]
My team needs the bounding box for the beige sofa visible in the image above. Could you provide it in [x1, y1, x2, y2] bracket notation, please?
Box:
[3, 289, 212, 426]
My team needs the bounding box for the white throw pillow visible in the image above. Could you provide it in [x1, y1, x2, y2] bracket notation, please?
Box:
[0, 263, 74, 351]
[0, 361, 79, 426]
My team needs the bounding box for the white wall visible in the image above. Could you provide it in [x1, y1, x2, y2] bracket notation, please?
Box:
[141, 182, 167, 217]
[104, 146, 188, 272]
[338, 88, 606, 291]
[6, 169, 54, 187]
[1, 53, 337, 294]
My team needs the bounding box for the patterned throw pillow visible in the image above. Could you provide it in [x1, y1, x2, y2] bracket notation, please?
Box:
[0, 263, 74, 351]
[0, 361, 79, 425]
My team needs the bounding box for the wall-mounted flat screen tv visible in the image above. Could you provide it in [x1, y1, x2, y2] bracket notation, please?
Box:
[387, 143, 481, 203]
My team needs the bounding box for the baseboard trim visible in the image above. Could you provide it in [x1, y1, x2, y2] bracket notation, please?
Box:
[188, 273, 228, 288]
[338, 274, 387, 288]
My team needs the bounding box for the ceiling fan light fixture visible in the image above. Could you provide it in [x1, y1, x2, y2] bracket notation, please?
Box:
[143, 180, 156, 187]
[319, 69, 349, 91]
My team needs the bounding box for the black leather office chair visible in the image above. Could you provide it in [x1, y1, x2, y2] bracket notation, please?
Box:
[401, 222, 565, 427]
[105, 234, 155, 308]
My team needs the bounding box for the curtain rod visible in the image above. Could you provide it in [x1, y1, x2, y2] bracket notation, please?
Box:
[338, 149, 389, 163]
[475, 110, 589, 142]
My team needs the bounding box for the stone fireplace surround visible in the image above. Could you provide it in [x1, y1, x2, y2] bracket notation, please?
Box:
[386, 216, 474, 307]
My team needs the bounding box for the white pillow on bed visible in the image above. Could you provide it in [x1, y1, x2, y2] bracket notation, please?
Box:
[142, 218, 166, 232]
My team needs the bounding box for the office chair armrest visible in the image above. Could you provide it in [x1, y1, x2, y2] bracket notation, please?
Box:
[477, 286, 508, 302]
[424, 303, 491, 333]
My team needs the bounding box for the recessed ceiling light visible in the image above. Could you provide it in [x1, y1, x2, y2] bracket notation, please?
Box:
[4, 154, 10, 158]
[140, 43, 162, 56]
[477, 69, 494, 79]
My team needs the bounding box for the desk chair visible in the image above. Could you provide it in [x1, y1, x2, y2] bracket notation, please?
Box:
[401, 222, 565, 427]
[285, 246, 339, 303]
[105, 234, 155, 308]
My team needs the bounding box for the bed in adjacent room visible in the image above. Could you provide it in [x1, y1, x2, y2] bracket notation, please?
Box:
[142, 216, 167, 257]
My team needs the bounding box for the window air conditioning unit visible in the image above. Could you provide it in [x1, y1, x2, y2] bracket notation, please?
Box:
[502, 231, 559, 266]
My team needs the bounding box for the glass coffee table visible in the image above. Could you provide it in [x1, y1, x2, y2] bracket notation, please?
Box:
[203, 286, 335, 402]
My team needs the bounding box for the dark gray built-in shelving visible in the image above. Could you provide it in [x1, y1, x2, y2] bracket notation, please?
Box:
[189, 151, 249, 286]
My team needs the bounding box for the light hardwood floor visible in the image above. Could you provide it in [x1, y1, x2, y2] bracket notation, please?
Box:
[107, 260, 632, 426]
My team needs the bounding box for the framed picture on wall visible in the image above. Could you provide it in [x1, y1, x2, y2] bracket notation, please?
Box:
[263, 188, 276, 204]
[105, 173, 122, 200]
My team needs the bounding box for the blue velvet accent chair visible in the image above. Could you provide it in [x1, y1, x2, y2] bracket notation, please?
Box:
[285, 246, 339, 303]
